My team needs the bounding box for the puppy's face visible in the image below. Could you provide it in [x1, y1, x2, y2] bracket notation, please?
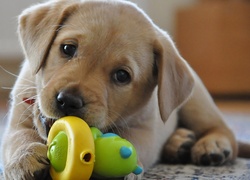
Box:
[19, 1, 193, 139]
[34, 2, 157, 137]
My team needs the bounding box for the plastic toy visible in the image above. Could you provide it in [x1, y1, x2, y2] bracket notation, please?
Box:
[91, 127, 143, 178]
[47, 116, 95, 180]
[47, 116, 143, 180]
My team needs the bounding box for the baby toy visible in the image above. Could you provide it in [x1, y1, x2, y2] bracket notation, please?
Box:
[47, 116, 143, 180]
[91, 127, 143, 178]
[47, 116, 95, 180]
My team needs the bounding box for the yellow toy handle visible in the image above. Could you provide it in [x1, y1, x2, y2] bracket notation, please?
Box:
[47, 116, 95, 180]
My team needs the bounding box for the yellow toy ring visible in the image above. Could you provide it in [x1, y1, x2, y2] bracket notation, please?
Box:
[47, 116, 95, 180]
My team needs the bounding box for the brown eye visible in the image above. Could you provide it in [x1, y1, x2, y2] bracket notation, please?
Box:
[60, 44, 77, 58]
[112, 69, 131, 85]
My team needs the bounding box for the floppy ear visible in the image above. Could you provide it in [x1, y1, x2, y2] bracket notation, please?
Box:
[154, 30, 194, 122]
[18, 0, 78, 74]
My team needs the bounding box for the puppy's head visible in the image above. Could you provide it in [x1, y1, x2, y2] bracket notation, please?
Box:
[18, 0, 194, 139]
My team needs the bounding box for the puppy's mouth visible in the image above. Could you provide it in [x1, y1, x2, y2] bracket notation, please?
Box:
[39, 114, 57, 136]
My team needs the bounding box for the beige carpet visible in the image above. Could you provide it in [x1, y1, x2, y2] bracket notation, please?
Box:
[0, 109, 250, 179]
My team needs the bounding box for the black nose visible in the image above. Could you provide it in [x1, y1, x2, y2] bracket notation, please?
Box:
[56, 90, 84, 115]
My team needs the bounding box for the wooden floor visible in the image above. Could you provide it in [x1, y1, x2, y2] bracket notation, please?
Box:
[216, 100, 250, 114]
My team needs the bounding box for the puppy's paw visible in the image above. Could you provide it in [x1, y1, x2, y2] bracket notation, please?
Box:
[191, 134, 232, 166]
[4, 142, 50, 180]
[162, 128, 196, 164]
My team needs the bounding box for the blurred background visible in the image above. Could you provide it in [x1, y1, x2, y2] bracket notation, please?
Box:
[0, 0, 197, 100]
[0, 0, 250, 134]
[1, 0, 250, 100]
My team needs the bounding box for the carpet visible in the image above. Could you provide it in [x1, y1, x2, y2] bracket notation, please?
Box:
[0, 112, 250, 179]
[143, 158, 250, 180]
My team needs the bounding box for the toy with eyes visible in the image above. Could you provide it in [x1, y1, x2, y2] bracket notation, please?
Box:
[47, 116, 143, 180]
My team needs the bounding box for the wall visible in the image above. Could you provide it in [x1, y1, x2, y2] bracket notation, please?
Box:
[0, 0, 196, 100]
[0, 0, 38, 57]
[0, 0, 196, 58]
[129, 0, 196, 37]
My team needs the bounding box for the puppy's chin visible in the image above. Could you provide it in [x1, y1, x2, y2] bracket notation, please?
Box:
[35, 114, 110, 140]
[34, 100, 112, 137]
[31, 103, 55, 140]
[39, 115, 57, 137]
[33, 109, 109, 140]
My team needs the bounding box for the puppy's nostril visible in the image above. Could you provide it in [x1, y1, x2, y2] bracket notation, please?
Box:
[56, 91, 84, 114]
[57, 95, 65, 106]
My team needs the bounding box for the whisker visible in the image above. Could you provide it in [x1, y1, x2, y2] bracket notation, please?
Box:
[14, 95, 39, 128]
[15, 105, 34, 128]
[15, 89, 36, 97]
[15, 95, 38, 107]
[0, 66, 35, 85]
[1, 87, 14, 90]
[0, 65, 20, 79]
[11, 84, 36, 88]
[106, 110, 130, 135]
[14, 88, 36, 98]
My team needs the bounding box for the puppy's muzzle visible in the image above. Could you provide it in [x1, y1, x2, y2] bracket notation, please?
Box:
[40, 89, 86, 136]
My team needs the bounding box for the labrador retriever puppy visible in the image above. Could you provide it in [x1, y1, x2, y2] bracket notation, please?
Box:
[1, 0, 239, 179]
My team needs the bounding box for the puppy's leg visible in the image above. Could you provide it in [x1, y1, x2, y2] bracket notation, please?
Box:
[3, 129, 50, 180]
[178, 74, 237, 165]
[162, 128, 196, 164]
[191, 129, 234, 165]
[2, 62, 50, 179]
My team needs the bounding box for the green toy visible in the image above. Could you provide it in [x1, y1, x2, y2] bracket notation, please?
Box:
[47, 116, 143, 180]
[91, 127, 143, 178]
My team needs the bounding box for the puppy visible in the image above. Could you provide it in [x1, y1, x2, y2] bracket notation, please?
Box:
[1, 0, 240, 179]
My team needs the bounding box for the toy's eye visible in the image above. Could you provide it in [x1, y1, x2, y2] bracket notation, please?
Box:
[60, 44, 77, 58]
[120, 146, 132, 159]
[112, 69, 131, 85]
